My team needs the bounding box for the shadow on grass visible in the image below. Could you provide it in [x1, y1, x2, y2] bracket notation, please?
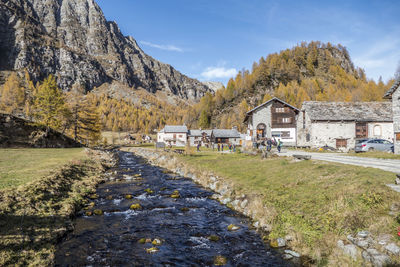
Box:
[0, 213, 69, 266]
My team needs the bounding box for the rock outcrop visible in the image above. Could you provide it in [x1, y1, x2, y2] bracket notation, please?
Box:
[0, 0, 211, 100]
[0, 113, 81, 148]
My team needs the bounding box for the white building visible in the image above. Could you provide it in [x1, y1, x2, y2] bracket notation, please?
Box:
[297, 101, 393, 151]
[188, 129, 212, 146]
[384, 79, 400, 154]
[157, 125, 188, 147]
[244, 97, 300, 146]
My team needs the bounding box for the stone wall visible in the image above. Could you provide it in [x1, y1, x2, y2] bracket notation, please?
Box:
[251, 103, 272, 137]
[393, 89, 400, 154]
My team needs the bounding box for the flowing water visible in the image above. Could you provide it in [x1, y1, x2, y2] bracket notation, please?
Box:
[55, 151, 293, 266]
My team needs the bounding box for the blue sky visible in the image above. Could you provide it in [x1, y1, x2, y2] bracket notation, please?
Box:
[97, 0, 400, 85]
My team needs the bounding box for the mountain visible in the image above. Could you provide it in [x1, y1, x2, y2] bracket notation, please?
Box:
[0, 0, 211, 101]
[192, 41, 393, 130]
[202, 81, 224, 92]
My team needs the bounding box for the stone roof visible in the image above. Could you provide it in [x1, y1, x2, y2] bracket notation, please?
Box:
[384, 78, 400, 99]
[302, 101, 393, 122]
[159, 125, 188, 133]
[189, 129, 212, 136]
[212, 129, 241, 138]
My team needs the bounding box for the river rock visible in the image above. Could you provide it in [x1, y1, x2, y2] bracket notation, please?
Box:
[240, 199, 248, 209]
[362, 248, 391, 267]
[146, 247, 159, 253]
[93, 209, 103, 215]
[152, 239, 162, 246]
[337, 240, 358, 260]
[124, 194, 133, 199]
[385, 243, 400, 255]
[357, 231, 370, 238]
[270, 238, 286, 248]
[130, 203, 141, 210]
[214, 255, 227, 266]
[208, 235, 220, 242]
[227, 224, 240, 231]
[284, 250, 300, 258]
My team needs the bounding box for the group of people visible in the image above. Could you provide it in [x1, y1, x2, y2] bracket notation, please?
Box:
[255, 138, 283, 153]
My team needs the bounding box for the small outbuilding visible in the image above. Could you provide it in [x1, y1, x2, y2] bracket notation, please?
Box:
[211, 128, 241, 145]
[297, 101, 393, 151]
[384, 79, 400, 154]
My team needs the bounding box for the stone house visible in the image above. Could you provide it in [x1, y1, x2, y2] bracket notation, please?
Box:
[211, 128, 241, 145]
[384, 79, 400, 154]
[244, 97, 300, 146]
[188, 129, 212, 146]
[297, 101, 393, 150]
[157, 125, 188, 147]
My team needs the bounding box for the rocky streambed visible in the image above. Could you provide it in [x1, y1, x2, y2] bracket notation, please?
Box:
[55, 150, 294, 266]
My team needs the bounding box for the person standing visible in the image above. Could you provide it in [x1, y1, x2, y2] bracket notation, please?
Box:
[267, 138, 272, 152]
[197, 142, 201, 152]
[277, 139, 282, 153]
[217, 143, 220, 152]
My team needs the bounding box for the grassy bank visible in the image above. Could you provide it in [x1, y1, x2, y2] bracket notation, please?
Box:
[0, 149, 115, 266]
[176, 151, 400, 265]
[0, 148, 87, 189]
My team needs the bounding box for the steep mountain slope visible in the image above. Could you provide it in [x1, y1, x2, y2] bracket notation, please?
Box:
[193, 42, 393, 130]
[0, 0, 210, 100]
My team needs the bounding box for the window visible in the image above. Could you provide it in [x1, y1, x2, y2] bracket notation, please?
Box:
[282, 118, 292, 123]
[302, 111, 306, 129]
[306, 133, 311, 142]
[173, 134, 176, 139]
[281, 131, 291, 139]
[275, 107, 285, 113]
[373, 125, 382, 137]
[272, 131, 281, 137]
[396, 133, 400, 141]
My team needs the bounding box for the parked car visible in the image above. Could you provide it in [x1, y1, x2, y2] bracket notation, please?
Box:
[355, 138, 394, 153]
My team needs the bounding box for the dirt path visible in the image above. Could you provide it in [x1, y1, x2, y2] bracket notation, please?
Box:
[282, 150, 400, 173]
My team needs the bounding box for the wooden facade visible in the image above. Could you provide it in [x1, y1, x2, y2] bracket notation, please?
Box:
[271, 101, 297, 129]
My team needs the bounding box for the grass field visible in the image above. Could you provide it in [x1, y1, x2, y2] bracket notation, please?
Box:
[178, 151, 400, 264]
[0, 148, 87, 189]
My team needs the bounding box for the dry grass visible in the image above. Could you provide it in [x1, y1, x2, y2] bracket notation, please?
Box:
[177, 151, 400, 265]
[0, 148, 87, 189]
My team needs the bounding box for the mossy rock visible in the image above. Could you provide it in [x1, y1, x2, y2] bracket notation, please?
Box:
[130, 203, 141, 210]
[93, 209, 103, 215]
[170, 190, 180, 198]
[145, 188, 154, 194]
[146, 247, 159, 253]
[162, 170, 172, 174]
[180, 207, 189, 212]
[88, 202, 95, 207]
[160, 187, 167, 191]
[214, 255, 227, 266]
[208, 235, 220, 242]
[227, 224, 240, 231]
[105, 195, 113, 200]
[138, 238, 146, 244]
[124, 194, 133, 199]
[152, 238, 162, 246]
[85, 211, 93, 216]
[134, 174, 142, 177]
[89, 194, 98, 199]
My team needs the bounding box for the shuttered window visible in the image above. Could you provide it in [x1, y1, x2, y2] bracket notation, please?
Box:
[336, 139, 347, 148]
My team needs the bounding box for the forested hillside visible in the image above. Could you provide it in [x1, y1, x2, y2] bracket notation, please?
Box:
[192, 41, 395, 131]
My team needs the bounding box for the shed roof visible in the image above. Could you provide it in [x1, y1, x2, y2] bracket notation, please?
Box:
[189, 129, 212, 136]
[212, 129, 241, 138]
[384, 78, 400, 99]
[159, 125, 188, 133]
[301, 101, 393, 122]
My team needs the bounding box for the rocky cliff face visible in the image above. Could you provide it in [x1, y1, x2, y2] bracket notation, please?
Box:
[0, 0, 211, 100]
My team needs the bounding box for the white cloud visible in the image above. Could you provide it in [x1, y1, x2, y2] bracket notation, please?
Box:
[140, 41, 183, 52]
[201, 67, 237, 79]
